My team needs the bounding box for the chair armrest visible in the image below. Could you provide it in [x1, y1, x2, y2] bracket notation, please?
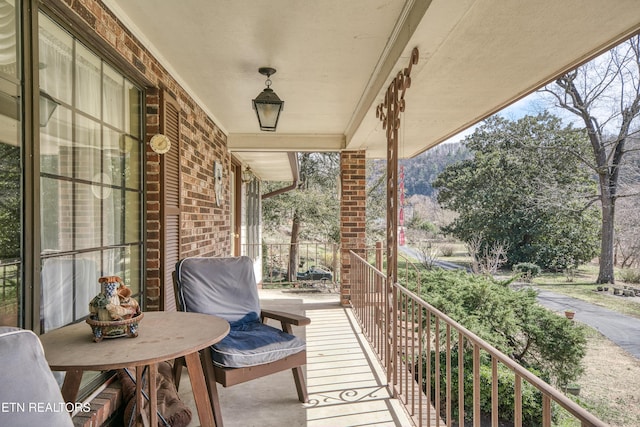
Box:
[261, 309, 311, 326]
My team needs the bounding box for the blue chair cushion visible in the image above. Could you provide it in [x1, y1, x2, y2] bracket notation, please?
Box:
[175, 257, 261, 324]
[211, 320, 306, 368]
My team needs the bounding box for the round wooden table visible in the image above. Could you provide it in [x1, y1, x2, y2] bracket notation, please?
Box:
[40, 311, 229, 427]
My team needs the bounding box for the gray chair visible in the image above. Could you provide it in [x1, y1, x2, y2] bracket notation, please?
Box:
[173, 256, 310, 427]
[0, 327, 74, 427]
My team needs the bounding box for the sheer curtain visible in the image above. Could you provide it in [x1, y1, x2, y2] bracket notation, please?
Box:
[39, 18, 104, 330]
[75, 43, 100, 118]
[39, 19, 72, 105]
[39, 17, 75, 331]
[39, 13, 141, 331]
[0, 0, 17, 77]
[103, 63, 123, 128]
[41, 256, 98, 332]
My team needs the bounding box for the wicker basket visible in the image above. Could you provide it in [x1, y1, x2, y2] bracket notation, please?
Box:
[86, 312, 144, 342]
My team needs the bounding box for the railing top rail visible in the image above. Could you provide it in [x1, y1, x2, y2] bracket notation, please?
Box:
[394, 281, 605, 427]
[253, 241, 338, 246]
[0, 258, 21, 267]
[349, 250, 386, 278]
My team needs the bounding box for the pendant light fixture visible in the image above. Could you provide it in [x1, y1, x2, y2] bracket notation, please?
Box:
[242, 166, 255, 184]
[252, 67, 284, 131]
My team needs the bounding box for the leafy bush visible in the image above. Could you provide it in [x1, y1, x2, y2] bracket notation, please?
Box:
[407, 214, 437, 233]
[513, 262, 541, 281]
[423, 350, 545, 426]
[409, 269, 586, 386]
[407, 269, 587, 424]
[619, 268, 640, 284]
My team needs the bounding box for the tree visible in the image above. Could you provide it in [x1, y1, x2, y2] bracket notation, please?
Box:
[434, 113, 600, 270]
[365, 160, 387, 245]
[616, 189, 640, 268]
[0, 143, 20, 260]
[262, 152, 340, 279]
[400, 143, 471, 197]
[542, 35, 640, 283]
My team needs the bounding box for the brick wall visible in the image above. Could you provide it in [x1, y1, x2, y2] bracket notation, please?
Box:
[178, 117, 230, 260]
[71, 383, 121, 427]
[339, 151, 367, 306]
[52, 0, 232, 311]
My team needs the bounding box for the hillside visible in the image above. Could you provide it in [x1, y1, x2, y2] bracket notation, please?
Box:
[401, 142, 471, 197]
[368, 142, 471, 198]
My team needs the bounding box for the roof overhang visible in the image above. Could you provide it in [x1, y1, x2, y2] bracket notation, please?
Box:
[104, 0, 640, 180]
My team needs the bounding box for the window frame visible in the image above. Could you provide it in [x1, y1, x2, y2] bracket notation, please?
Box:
[35, 11, 146, 333]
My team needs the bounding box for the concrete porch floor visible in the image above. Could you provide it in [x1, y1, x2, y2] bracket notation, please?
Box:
[178, 289, 412, 427]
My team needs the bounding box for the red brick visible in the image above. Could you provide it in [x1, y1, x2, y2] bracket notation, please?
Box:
[339, 150, 366, 306]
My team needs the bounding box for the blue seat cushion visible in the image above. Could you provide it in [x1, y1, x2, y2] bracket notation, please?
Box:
[176, 257, 261, 324]
[211, 320, 305, 368]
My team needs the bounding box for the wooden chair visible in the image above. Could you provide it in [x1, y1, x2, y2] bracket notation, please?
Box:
[172, 256, 310, 427]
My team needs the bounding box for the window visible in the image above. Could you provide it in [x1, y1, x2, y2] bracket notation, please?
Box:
[0, 0, 20, 327]
[245, 179, 261, 260]
[38, 13, 143, 332]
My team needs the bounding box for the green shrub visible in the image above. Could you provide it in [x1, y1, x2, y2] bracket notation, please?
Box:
[407, 215, 437, 233]
[408, 269, 586, 387]
[422, 350, 545, 425]
[513, 262, 541, 281]
[619, 268, 640, 284]
[439, 244, 455, 257]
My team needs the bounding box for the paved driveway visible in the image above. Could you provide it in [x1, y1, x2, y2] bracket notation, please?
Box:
[536, 290, 640, 359]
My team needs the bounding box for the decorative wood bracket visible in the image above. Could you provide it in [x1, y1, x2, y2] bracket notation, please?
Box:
[376, 47, 419, 286]
[376, 47, 419, 136]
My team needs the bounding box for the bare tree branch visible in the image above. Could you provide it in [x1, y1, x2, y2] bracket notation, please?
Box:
[539, 35, 640, 283]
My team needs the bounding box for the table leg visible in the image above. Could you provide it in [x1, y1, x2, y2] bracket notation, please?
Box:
[61, 369, 83, 406]
[135, 366, 144, 423]
[201, 349, 224, 427]
[184, 351, 217, 427]
[149, 363, 158, 427]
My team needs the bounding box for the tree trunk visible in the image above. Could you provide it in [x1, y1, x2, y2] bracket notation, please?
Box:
[598, 191, 616, 284]
[552, 74, 629, 285]
[288, 209, 301, 282]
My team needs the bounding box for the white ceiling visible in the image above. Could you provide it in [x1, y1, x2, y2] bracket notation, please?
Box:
[104, 0, 640, 181]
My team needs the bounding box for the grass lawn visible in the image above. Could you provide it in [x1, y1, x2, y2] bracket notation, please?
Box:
[553, 327, 640, 427]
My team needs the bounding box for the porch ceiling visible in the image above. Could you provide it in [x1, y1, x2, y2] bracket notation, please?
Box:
[104, 0, 640, 181]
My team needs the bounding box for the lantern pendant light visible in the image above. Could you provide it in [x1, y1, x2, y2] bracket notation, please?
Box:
[252, 67, 284, 131]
